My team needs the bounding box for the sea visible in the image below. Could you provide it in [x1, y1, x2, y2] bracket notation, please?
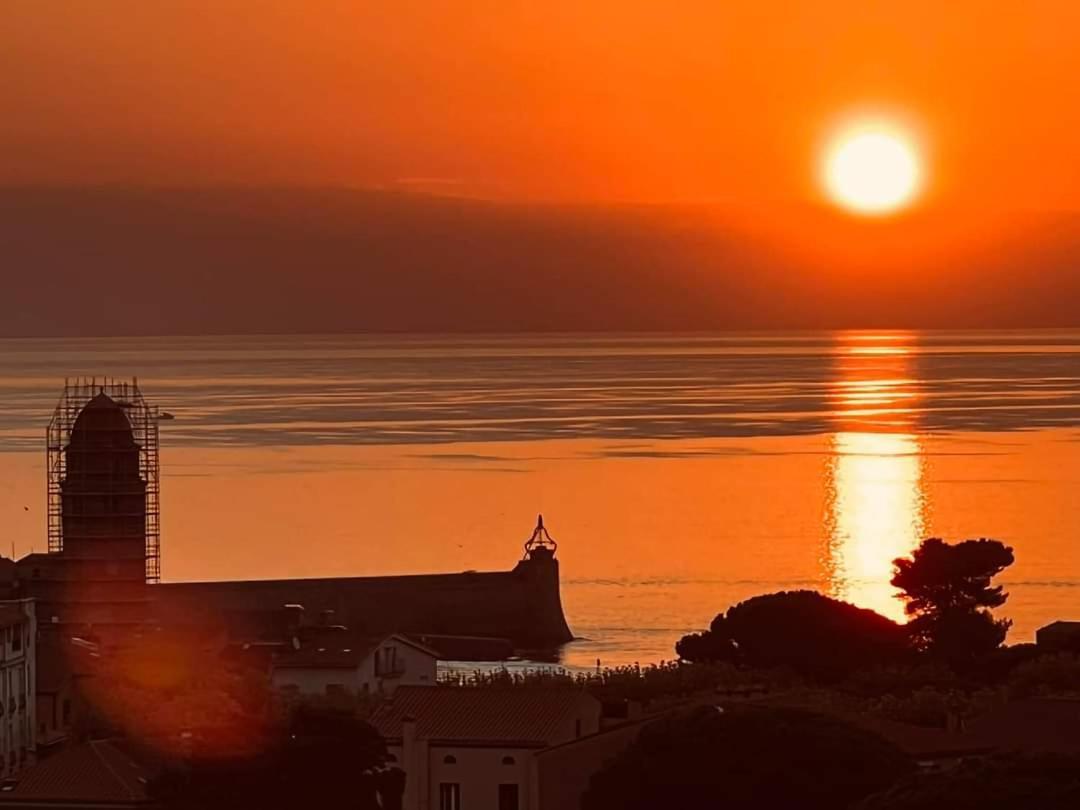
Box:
[1, 331, 1079, 669]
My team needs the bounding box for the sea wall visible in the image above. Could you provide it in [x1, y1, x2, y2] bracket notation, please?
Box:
[152, 553, 573, 651]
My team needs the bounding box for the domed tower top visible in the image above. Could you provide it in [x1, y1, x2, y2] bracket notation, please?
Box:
[68, 391, 138, 450]
[47, 377, 162, 586]
[64, 391, 141, 481]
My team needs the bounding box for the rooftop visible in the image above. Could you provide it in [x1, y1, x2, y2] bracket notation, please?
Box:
[0, 740, 151, 805]
[70, 392, 137, 448]
[370, 686, 597, 746]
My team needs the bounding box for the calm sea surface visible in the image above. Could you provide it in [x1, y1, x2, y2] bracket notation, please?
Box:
[2, 331, 1080, 667]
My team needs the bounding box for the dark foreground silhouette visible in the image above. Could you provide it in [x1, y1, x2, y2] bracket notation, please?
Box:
[678, 537, 1017, 675]
[583, 705, 912, 810]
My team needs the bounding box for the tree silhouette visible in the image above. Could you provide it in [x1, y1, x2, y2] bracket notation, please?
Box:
[150, 707, 395, 809]
[891, 538, 1014, 661]
[676, 590, 907, 679]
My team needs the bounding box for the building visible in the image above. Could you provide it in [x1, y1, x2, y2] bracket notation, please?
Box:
[0, 379, 573, 656]
[531, 716, 651, 810]
[2, 380, 161, 641]
[0, 739, 152, 808]
[1035, 620, 1080, 652]
[0, 601, 36, 779]
[271, 632, 438, 699]
[35, 637, 97, 753]
[153, 515, 573, 652]
[371, 686, 601, 810]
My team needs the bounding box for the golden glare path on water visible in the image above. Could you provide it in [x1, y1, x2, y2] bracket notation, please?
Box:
[824, 333, 928, 621]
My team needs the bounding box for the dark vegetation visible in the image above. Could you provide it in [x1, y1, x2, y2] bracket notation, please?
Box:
[856, 754, 1080, 810]
[892, 538, 1014, 662]
[582, 705, 913, 810]
[73, 631, 400, 809]
[455, 539, 1075, 730]
[75, 536, 1071, 809]
[149, 706, 402, 809]
[678, 537, 1018, 677]
[579, 539, 1080, 809]
[675, 589, 907, 679]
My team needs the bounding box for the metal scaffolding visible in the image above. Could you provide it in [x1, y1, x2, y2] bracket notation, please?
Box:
[46, 377, 161, 583]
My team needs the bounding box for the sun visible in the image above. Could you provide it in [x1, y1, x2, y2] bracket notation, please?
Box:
[822, 123, 923, 215]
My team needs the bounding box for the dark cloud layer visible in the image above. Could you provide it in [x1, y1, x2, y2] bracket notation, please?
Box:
[3, 187, 1080, 339]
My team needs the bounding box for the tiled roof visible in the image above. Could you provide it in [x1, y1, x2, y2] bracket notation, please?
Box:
[0, 740, 151, 804]
[370, 686, 595, 745]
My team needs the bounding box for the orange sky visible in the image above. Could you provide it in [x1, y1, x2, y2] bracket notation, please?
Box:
[4, 1, 1080, 209]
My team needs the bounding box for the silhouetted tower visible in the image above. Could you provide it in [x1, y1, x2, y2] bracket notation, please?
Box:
[512, 513, 573, 645]
[40, 378, 161, 632]
[523, 513, 558, 562]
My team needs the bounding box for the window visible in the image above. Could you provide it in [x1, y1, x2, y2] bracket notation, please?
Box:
[11, 632, 19, 653]
[498, 783, 520, 810]
[438, 782, 461, 810]
[442, 754, 457, 765]
[501, 755, 516, 766]
[62, 700, 71, 726]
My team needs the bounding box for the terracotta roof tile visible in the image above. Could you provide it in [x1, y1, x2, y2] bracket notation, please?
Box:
[0, 740, 151, 804]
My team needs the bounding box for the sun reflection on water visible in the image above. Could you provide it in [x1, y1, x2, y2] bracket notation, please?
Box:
[824, 334, 928, 621]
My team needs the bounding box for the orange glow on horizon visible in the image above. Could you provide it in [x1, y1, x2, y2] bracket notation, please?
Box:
[3, 3, 1080, 215]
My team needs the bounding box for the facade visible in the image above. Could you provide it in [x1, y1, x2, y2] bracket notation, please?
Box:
[271, 633, 438, 698]
[532, 719, 647, 810]
[35, 637, 96, 753]
[371, 687, 601, 810]
[0, 601, 36, 779]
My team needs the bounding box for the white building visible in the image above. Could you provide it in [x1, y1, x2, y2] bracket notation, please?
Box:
[271, 633, 438, 698]
[371, 686, 602, 810]
[0, 600, 36, 778]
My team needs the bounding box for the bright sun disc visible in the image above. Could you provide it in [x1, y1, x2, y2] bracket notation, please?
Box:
[823, 126, 922, 215]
